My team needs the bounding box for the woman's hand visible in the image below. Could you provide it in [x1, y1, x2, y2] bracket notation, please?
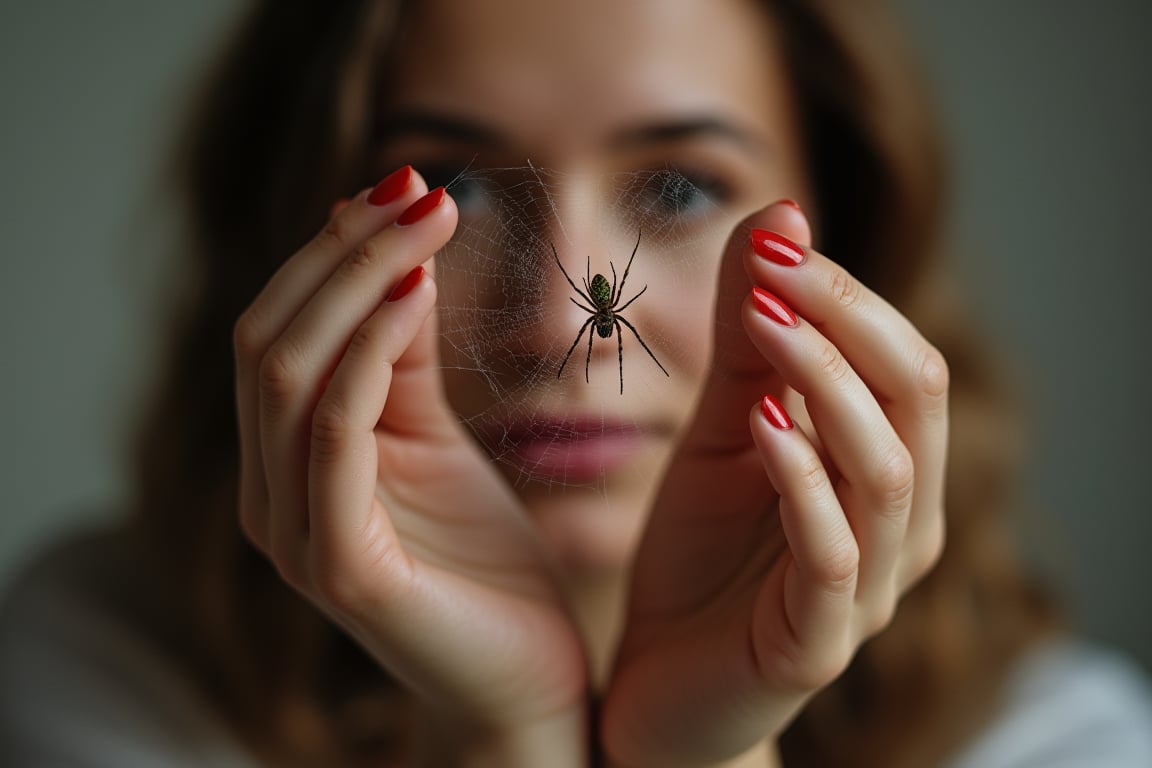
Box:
[601, 202, 948, 767]
[233, 167, 587, 765]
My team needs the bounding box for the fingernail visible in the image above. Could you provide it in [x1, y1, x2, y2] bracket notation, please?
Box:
[396, 187, 446, 226]
[367, 165, 414, 206]
[386, 266, 424, 302]
[330, 197, 352, 217]
[751, 228, 804, 267]
[777, 198, 803, 212]
[761, 394, 794, 430]
[752, 286, 797, 326]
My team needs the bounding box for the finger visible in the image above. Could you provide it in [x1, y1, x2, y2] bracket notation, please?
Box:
[306, 266, 436, 600]
[745, 236, 948, 588]
[742, 288, 913, 607]
[261, 189, 457, 568]
[686, 200, 811, 454]
[748, 395, 858, 677]
[239, 165, 427, 352]
[233, 166, 427, 550]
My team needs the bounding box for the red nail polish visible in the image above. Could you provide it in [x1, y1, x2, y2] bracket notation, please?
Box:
[761, 394, 794, 430]
[396, 187, 446, 226]
[777, 198, 803, 212]
[752, 286, 797, 326]
[751, 229, 804, 266]
[386, 266, 424, 302]
[367, 165, 413, 206]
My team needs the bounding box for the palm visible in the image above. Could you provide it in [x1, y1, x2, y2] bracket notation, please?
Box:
[325, 328, 588, 724]
[614, 445, 792, 683]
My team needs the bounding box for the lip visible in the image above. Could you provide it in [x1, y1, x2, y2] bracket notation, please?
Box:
[479, 415, 652, 482]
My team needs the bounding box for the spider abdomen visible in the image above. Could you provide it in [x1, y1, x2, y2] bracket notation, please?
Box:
[589, 273, 612, 306]
[595, 316, 615, 338]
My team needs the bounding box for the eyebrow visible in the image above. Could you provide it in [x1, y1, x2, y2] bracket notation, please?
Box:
[375, 111, 505, 147]
[375, 109, 768, 155]
[608, 117, 770, 154]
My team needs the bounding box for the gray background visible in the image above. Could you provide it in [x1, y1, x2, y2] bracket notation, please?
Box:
[1, 2, 1149, 673]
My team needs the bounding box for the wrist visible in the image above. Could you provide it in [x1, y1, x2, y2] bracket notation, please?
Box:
[419, 704, 589, 768]
[603, 739, 778, 768]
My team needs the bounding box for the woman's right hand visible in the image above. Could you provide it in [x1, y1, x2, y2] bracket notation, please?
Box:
[232, 167, 587, 764]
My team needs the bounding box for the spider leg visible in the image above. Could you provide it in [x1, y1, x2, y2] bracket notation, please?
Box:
[614, 228, 643, 300]
[609, 261, 619, 306]
[583, 320, 596, 384]
[614, 285, 648, 314]
[616, 315, 669, 378]
[569, 297, 596, 314]
[615, 318, 625, 394]
[552, 241, 594, 306]
[557, 317, 595, 379]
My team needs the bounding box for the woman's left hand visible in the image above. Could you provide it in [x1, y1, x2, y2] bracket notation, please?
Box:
[601, 202, 949, 767]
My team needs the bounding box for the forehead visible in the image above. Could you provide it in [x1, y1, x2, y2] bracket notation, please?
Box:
[387, 0, 793, 147]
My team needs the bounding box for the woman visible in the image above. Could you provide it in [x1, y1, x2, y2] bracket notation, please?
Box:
[3, 0, 1150, 766]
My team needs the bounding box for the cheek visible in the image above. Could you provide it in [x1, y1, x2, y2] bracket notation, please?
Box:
[649, 244, 724, 392]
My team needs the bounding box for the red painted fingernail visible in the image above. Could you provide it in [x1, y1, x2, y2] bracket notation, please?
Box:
[396, 187, 446, 226]
[367, 165, 413, 206]
[386, 265, 424, 302]
[777, 198, 803, 212]
[761, 394, 794, 430]
[751, 228, 804, 266]
[752, 286, 797, 326]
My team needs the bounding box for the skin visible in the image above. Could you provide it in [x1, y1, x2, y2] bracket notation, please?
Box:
[233, 0, 949, 765]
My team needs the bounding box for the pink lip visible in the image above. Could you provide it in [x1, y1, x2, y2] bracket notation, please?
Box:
[480, 416, 650, 482]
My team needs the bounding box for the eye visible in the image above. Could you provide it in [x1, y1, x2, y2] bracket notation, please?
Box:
[417, 164, 494, 218]
[635, 168, 730, 220]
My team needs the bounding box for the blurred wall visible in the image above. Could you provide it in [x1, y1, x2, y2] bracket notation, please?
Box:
[1, 2, 1149, 672]
[895, 0, 1152, 671]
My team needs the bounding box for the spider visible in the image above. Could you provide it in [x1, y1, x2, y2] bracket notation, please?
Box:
[552, 230, 669, 394]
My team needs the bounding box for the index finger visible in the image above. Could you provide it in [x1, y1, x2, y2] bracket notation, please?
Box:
[233, 165, 427, 549]
[682, 200, 812, 453]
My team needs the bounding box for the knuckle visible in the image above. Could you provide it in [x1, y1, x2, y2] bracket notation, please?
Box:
[829, 269, 864, 311]
[816, 344, 854, 387]
[340, 239, 384, 278]
[233, 309, 267, 363]
[311, 535, 407, 614]
[310, 398, 352, 465]
[346, 321, 382, 360]
[816, 538, 860, 590]
[872, 445, 916, 513]
[795, 454, 829, 494]
[770, 639, 855, 691]
[313, 216, 358, 254]
[915, 343, 950, 402]
[257, 341, 306, 409]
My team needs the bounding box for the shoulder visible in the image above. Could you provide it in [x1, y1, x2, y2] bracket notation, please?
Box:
[0, 528, 256, 768]
[947, 637, 1152, 768]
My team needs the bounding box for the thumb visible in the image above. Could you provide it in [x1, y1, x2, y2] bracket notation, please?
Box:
[686, 200, 812, 450]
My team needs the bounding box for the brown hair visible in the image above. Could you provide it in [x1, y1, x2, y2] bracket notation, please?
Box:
[130, 1, 1053, 765]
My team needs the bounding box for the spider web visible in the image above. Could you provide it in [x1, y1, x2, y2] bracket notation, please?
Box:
[428, 164, 728, 490]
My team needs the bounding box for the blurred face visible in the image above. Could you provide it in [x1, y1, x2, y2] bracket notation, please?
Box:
[377, 0, 808, 574]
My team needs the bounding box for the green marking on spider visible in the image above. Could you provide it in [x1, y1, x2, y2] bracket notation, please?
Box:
[552, 230, 670, 395]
